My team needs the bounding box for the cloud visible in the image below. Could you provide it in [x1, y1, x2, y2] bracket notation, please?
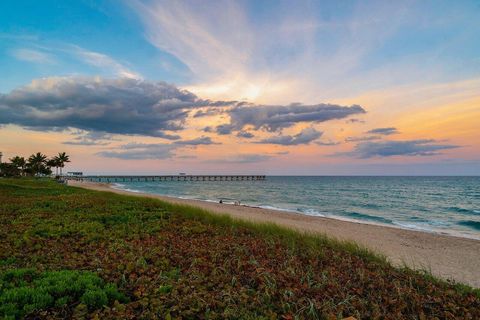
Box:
[316, 140, 340, 146]
[130, 0, 252, 82]
[346, 118, 365, 124]
[256, 127, 322, 145]
[366, 127, 399, 135]
[155, 132, 181, 140]
[96, 142, 177, 160]
[193, 108, 223, 117]
[225, 103, 365, 132]
[173, 136, 219, 145]
[62, 131, 117, 146]
[63, 140, 110, 146]
[341, 140, 459, 158]
[0, 77, 223, 137]
[95, 135, 218, 159]
[66, 140, 108, 146]
[345, 136, 380, 142]
[70, 45, 141, 79]
[215, 124, 235, 135]
[236, 131, 254, 139]
[129, 1, 416, 103]
[0, 76, 367, 145]
[213, 154, 273, 163]
[10, 48, 56, 64]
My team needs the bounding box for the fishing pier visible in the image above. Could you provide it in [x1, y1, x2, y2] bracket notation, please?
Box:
[64, 175, 266, 183]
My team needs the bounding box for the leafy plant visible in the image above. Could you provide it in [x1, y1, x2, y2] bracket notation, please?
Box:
[0, 269, 127, 319]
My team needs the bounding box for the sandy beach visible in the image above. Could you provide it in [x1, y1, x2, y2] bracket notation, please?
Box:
[68, 180, 480, 288]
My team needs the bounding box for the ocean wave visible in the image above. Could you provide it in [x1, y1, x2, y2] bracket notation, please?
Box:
[111, 183, 126, 188]
[111, 183, 142, 193]
[296, 208, 326, 217]
[358, 203, 381, 210]
[392, 222, 436, 233]
[344, 211, 393, 224]
[447, 207, 480, 216]
[257, 205, 299, 214]
[458, 220, 480, 231]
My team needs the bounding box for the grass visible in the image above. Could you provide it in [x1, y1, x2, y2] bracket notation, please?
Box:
[0, 178, 479, 319]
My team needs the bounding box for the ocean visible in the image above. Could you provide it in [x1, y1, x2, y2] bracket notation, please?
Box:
[111, 176, 480, 240]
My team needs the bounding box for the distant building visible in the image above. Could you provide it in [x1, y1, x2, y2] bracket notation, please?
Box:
[66, 172, 83, 176]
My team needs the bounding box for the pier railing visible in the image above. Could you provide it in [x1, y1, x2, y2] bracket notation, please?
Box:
[64, 175, 266, 182]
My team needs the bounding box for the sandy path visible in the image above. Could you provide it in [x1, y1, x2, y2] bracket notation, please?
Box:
[68, 180, 480, 288]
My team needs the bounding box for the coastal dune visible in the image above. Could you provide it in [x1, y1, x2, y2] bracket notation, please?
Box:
[69, 180, 480, 288]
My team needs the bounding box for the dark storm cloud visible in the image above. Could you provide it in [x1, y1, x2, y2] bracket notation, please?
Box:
[225, 103, 365, 132]
[366, 127, 398, 135]
[256, 128, 322, 145]
[0, 77, 232, 137]
[341, 139, 459, 158]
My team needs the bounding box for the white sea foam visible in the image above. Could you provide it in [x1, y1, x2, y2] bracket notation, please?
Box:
[110, 183, 142, 193]
[257, 205, 298, 213]
[297, 208, 326, 217]
[392, 222, 436, 233]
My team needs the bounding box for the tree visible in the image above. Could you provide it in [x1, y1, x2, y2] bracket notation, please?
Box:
[47, 158, 61, 176]
[27, 152, 48, 176]
[0, 163, 21, 177]
[56, 152, 70, 175]
[9, 156, 26, 176]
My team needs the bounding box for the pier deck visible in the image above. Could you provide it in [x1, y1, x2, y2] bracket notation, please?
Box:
[64, 175, 266, 182]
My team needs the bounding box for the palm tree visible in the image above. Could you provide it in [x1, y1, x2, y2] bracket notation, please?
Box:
[46, 158, 60, 176]
[28, 152, 48, 176]
[9, 156, 26, 176]
[56, 152, 70, 175]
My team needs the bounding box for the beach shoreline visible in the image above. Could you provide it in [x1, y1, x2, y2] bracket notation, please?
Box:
[68, 180, 480, 287]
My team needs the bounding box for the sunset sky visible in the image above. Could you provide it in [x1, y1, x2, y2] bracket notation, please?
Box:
[0, 0, 479, 175]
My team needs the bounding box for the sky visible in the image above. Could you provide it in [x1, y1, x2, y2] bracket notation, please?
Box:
[0, 0, 479, 175]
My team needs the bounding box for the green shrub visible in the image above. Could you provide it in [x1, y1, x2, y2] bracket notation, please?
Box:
[158, 285, 173, 294]
[0, 269, 127, 319]
[80, 289, 108, 309]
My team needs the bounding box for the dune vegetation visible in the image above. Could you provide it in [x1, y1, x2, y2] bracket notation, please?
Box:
[0, 178, 479, 319]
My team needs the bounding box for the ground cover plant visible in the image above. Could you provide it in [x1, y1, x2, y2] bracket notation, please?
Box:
[0, 268, 127, 319]
[0, 178, 479, 319]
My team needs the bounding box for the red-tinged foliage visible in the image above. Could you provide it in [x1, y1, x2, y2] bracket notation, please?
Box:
[0, 178, 479, 319]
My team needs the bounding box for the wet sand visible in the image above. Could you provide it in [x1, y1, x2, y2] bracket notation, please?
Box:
[68, 180, 480, 287]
